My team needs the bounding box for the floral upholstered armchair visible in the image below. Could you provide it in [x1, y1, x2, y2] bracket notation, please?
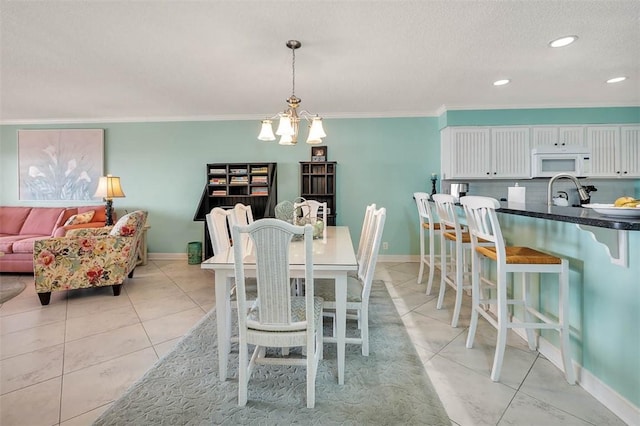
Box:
[33, 210, 148, 305]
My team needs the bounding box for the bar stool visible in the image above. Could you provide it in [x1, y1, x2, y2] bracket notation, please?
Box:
[432, 193, 491, 327]
[413, 192, 449, 295]
[460, 195, 575, 384]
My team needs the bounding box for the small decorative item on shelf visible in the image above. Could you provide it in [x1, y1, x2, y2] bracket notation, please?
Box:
[431, 173, 438, 196]
[311, 146, 327, 162]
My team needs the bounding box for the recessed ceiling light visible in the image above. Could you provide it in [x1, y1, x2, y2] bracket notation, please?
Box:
[493, 79, 510, 86]
[606, 76, 627, 84]
[549, 35, 578, 48]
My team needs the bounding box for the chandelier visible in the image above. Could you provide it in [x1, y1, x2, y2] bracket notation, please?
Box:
[258, 40, 326, 146]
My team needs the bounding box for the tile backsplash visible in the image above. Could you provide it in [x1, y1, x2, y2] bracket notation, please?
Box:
[442, 178, 637, 206]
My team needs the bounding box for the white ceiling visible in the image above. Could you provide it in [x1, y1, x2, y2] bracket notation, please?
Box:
[1, 1, 639, 124]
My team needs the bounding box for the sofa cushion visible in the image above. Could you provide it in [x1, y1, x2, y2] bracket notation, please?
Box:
[0, 234, 43, 254]
[0, 207, 32, 234]
[12, 236, 50, 253]
[20, 207, 66, 236]
[65, 210, 95, 226]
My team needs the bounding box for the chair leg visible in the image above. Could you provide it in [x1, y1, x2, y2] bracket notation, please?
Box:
[37, 292, 51, 306]
[522, 272, 537, 351]
[112, 284, 122, 296]
[451, 240, 464, 327]
[238, 340, 248, 406]
[128, 268, 135, 278]
[418, 227, 425, 284]
[490, 268, 509, 382]
[558, 260, 576, 384]
[436, 235, 447, 309]
[307, 335, 316, 408]
[426, 232, 436, 295]
[466, 251, 481, 349]
[361, 307, 369, 356]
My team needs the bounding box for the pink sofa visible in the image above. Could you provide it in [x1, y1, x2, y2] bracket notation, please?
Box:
[0, 206, 110, 273]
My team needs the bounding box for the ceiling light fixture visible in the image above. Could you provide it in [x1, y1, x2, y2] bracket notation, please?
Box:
[258, 40, 326, 146]
[549, 35, 578, 48]
[493, 79, 510, 86]
[606, 76, 627, 84]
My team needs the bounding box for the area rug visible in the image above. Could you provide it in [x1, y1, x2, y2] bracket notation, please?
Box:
[94, 281, 449, 425]
[0, 278, 26, 304]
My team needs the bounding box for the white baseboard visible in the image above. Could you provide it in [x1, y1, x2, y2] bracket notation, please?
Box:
[148, 253, 187, 261]
[511, 327, 639, 425]
[378, 254, 419, 262]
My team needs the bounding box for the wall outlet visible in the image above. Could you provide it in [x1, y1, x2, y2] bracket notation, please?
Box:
[382, 242, 389, 250]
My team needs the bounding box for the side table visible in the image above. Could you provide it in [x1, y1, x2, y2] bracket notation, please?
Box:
[137, 224, 150, 266]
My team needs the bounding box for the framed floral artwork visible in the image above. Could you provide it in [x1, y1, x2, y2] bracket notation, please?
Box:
[18, 129, 104, 200]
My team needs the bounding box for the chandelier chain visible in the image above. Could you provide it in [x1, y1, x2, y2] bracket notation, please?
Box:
[291, 47, 296, 97]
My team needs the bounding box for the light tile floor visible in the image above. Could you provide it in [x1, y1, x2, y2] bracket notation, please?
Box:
[0, 260, 625, 425]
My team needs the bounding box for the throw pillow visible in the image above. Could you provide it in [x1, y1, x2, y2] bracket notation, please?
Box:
[64, 210, 95, 226]
[109, 211, 141, 237]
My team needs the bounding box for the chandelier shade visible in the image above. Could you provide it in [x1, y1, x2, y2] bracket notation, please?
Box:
[258, 40, 326, 146]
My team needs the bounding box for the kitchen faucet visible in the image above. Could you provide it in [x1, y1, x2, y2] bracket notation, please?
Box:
[547, 173, 590, 206]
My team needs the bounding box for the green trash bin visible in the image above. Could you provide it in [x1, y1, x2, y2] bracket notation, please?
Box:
[187, 241, 202, 265]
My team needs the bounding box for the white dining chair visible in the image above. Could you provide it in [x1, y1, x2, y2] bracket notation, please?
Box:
[413, 192, 450, 295]
[293, 199, 328, 239]
[229, 203, 254, 227]
[432, 193, 492, 328]
[205, 207, 232, 255]
[231, 219, 323, 408]
[460, 196, 575, 384]
[316, 206, 386, 356]
[350, 203, 376, 279]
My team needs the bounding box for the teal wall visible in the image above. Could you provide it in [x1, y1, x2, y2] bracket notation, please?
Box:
[440, 106, 640, 128]
[0, 117, 441, 256]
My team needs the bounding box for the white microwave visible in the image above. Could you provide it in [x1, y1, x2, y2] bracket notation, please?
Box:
[531, 146, 591, 178]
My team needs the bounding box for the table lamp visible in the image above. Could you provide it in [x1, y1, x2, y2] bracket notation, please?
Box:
[94, 174, 126, 226]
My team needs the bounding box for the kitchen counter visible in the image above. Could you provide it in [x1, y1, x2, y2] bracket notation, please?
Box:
[496, 202, 640, 231]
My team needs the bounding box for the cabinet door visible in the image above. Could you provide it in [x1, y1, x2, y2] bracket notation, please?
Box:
[531, 127, 558, 148]
[558, 127, 585, 147]
[585, 126, 620, 177]
[492, 127, 530, 178]
[448, 128, 491, 178]
[620, 126, 640, 177]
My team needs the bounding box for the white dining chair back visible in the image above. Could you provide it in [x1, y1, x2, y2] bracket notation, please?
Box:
[460, 196, 575, 384]
[413, 192, 443, 294]
[205, 207, 232, 255]
[229, 203, 254, 227]
[317, 206, 386, 356]
[231, 218, 323, 408]
[355, 203, 376, 279]
[293, 199, 328, 237]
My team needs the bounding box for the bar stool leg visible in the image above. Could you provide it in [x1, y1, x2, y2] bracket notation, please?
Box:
[426, 230, 436, 295]
[466, 249, 481, 349]
[491, 267, 509, 382]
[436, 234, 447, 309]
[451, 238, 464, 327]
[418, 225, 426, 284]
[559, 260, 576, 384]
[522, 272, 537, 351]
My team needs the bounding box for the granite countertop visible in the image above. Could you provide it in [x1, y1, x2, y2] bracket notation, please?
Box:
[496, 202, 640, 231]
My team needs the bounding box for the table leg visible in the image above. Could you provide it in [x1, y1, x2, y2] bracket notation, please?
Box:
[215, 271, 231, 381]
[335, 273, 347, 385]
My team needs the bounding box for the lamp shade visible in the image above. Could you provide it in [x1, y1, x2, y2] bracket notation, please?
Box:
[275, 115, 294, 136]
[306, 117, 326, 144]
[258, 120, 276, 141]
[94, 175, 126, 199]
[278, 134, 295, 145]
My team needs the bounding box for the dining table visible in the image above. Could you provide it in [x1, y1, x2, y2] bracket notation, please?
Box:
[200, 225, 358, 385]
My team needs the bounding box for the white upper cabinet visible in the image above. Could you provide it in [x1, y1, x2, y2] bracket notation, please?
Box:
[441, 127, 529, 179]
[491, 128, 531, 178]
[619, 126, 640, 177]
[580, 125, 639, 178]
[531, 126, 585, 148]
